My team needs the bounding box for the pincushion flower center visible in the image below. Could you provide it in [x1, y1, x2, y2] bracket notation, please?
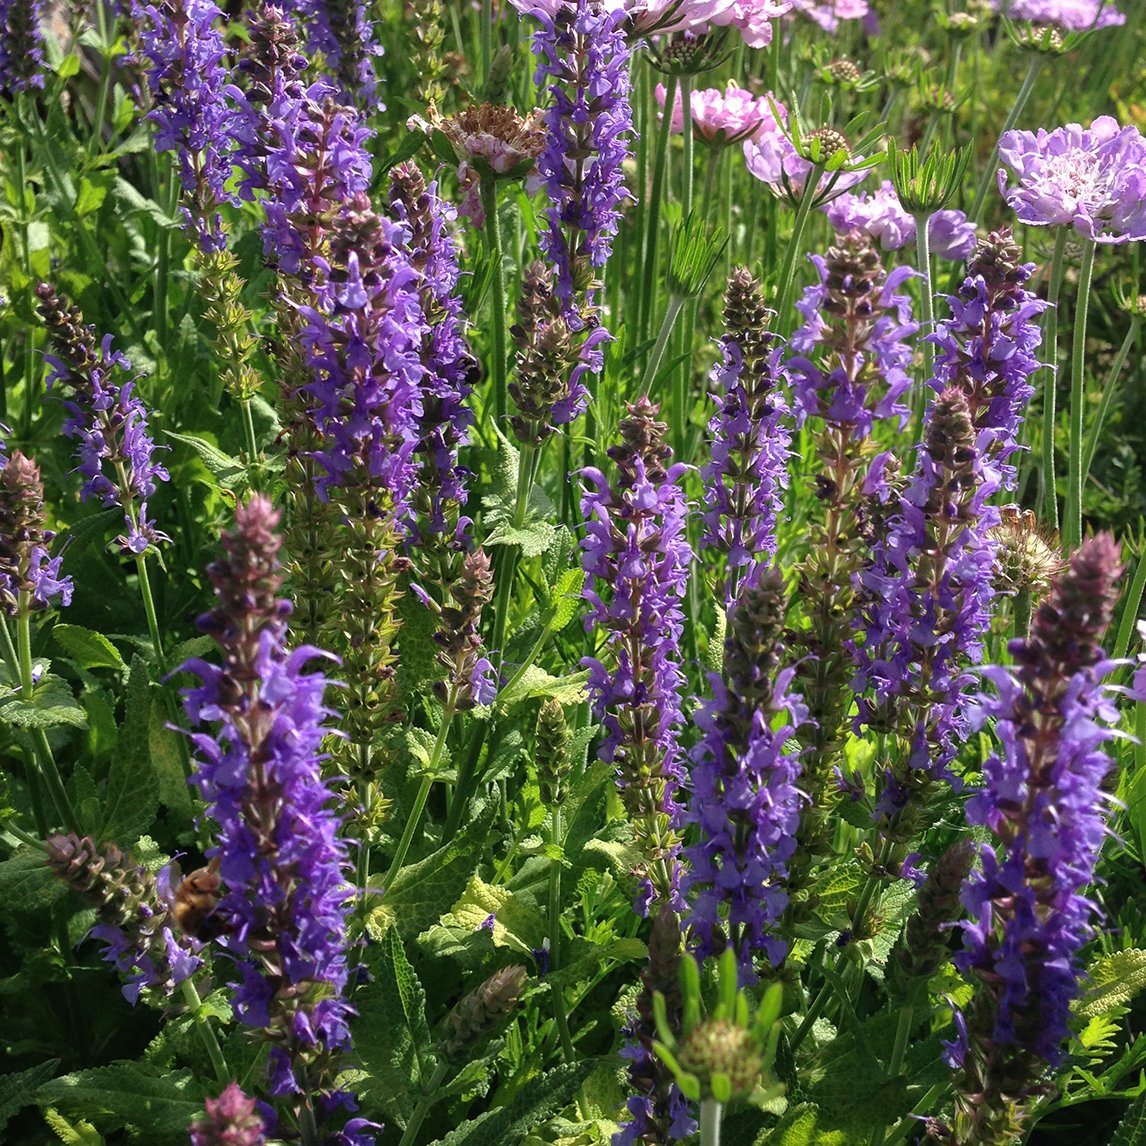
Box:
[1041, 149, 1112, 208]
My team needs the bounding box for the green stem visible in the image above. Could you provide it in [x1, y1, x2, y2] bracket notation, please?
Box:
[971, 53, 1043, 217]
[180, 978, 229, 1086]
[382, 695, 458, 890]
[774, 171, 823, 333]
[480, 178, 509, 428]
[870, 1005, 914, 1146]
[1082, 316, 1138, 488]
[643, 296, 684, 398]
[240, 398, 260, 473]
[134, 553, 166, 670]
[399, 1060, 451, 1146]
[1040, 228, 1069, 528]
[912, 213, 930, 428]
[480, 0, 493, 87]
[1064, 238, 1096, 553]
[680, 78, 694, 221]
[16, 602, 81, 835]
[546, 802, 575, 1059]
[640, 73, 677, 350]
[700, 1098, 723, 1146]
[489, 441, 537, 674]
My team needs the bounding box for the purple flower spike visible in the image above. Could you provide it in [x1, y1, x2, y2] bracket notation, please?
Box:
[998, 116, 1146, 243]
[132, 0, 240, 251]
[37, 284, 170, 556]
[180, 496, 366, 1136]
[946, 534, 1125, 1141]
[581, 397, 692, 912]
[0, 0, 45, 92]
[191, 1083, 266, 1146]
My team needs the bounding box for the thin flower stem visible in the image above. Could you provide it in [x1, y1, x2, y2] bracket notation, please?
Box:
[180, 977, 230, 1086]
[870, 1005, 914, 1146]
[700, 1098, 723, 1146]
[640, 73, 677, 350]
[971, 53, 1043, 217]
[680, 78, 694, 221]
[643, 296, 684, 398]
[480, 0, 493, 87]
[1082, 316, 1138, 487]
[240, 398, 260, 471]
[480, 178, 509, 428]
[399, 1059, 451, 1146]
[912, 211, 935, 426]
[1040, 228, 1069, 529]
[548, 802, 576, 1060]
[774, 171, 823, 333]
[382, 693, 458, 891]
[1065, 238, 1096, 553]
[15, 601, 81, 835]
[489, 442, 537, 674]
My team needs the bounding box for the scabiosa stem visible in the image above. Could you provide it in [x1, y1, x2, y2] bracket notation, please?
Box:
[1040, 228, 1068, 528]
[179, 496, 365, 1141]
[943, 534, 1125, 1145]
[581, 398, 692, 912]
[701, 268, 790, 606]
[1064, 238, 1096, 553]
[640, 73, 677, 349]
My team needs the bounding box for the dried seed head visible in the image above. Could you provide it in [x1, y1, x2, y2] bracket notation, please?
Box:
[988, 506, 1065, 598]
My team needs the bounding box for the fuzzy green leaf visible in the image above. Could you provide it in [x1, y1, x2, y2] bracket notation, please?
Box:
[53, 625, 126, 672]
[1076, 949, 1146, 1019]
[100, 656, 159, 845]
[0, 1059, 58, 1135]
[163, 430, 246, 487]
[1108, 1091, 1146, 1146]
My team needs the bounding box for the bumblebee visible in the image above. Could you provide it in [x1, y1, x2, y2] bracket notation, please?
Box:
[169, 856, 225, 942]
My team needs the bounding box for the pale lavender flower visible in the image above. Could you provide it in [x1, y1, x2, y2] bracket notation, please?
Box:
[825, 180, 977, 261]
[990, 0, 1124, 30]
[998, 116, 1146, 243]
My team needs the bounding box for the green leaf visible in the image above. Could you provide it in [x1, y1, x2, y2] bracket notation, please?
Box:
[353, 928, 437, 1128]
[150, 696, 193, 822]
[482, 429, 556, 557]
[100, 656, 159, 845]
[53, 625, 126, 672]
[1109, 1091, 1146, 1146]
[0, 848, 67, 914]
[112, 177, 180, 227]
[0, 1060, 58, 1135]
[41, 1108, 104, 1146]
[1076, 950, 1146, 1018]
[372, 802, 498, 937]
[430, 1060, 596, 1146]
[497, 665, 589, 709]
[547, 568, 584, 632]
[163, 430, 246, 487]
[34, 1064, 205, 1143]
[764, 1104, 848, 1146]
[440, 875, 545, 956]
[0, 674, 88, 730]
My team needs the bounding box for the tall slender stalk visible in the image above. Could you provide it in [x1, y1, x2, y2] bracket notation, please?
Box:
[970, 53, 1043, 218]
[700, 1098, 724, 1146]
[1082, 315, 1139, 487]
[1064, 238, 1096, 552]
[1040, 228, 1069, 528]
[481, 178, 509, 427]
[773, 170, 823, 332]
[912, 210, 935, 424]
[640, 73, 677, 349]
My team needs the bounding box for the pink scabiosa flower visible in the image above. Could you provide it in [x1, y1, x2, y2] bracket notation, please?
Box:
[825, 180, 977, 261]
[179, 496, 369, 1141]
[988, 0, 1124, 30]
[786, 0, 869, 32]
[997, 116, 1146, 243]
[710, 0, 794, 47]
[944, 534, 1125, 1143]
[656, 80, 780, 146]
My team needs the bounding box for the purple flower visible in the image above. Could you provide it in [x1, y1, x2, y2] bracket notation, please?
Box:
[684, 566, 806, 980]
[295, 0, 381, 103]
[786, 0, 869, 31]
[988, 0, 1124, 30]
[180, 496, 363, 1131]
[854, 389, 1001, 795]
[388, 163, 477, 543]
[37, 283, 170, 555]
[0, 450, 73, 613]
[191, 1083, 266, 1146]
[700, 268, 790, 605]
[581, 398, 692, 911]
[825, 180, 977, 261]
[131, 0, 239, 251]
[0, 0, 44, 91]
[788, 236, 918, 438]
[998, 116, 1146, 243]
[947, 534, 1125, 1138]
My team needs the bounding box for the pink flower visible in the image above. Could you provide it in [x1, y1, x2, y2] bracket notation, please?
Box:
[711, 0, 794, 47]
[786, 0, 870, 32]
[988, 0, 1124, 30]
[656, 81, 781, 145]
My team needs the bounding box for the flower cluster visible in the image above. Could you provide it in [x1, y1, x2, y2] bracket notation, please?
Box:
[998, 116, 1146, 243]
[531, 0, 634, 307]
[37, 283, 170, 555]
[191, 1084, 266, 1146]
[701, 267, 790, 604]
[657, 80, 780, 146]
[581, 397, 692, 910]
[179, 496, 361, 1129]
[825, 180, 978, 261]
[854, 389, 1001, 805]
[945, 534, 1124, 1142]
[45, 833, 201, 1003]
[930, 229, 1045, 487]
[988, 0, 1124, 30]
[132, 0, 238, 251]
[0, 450, 72, 613]
[787, 0, 870, 32]
[685, 566, 806, 978]
[788, 234, 918, 438]
[0, 0, 44, 92]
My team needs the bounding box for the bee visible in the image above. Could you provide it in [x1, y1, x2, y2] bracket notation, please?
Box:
[169, 856, 225, 942]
